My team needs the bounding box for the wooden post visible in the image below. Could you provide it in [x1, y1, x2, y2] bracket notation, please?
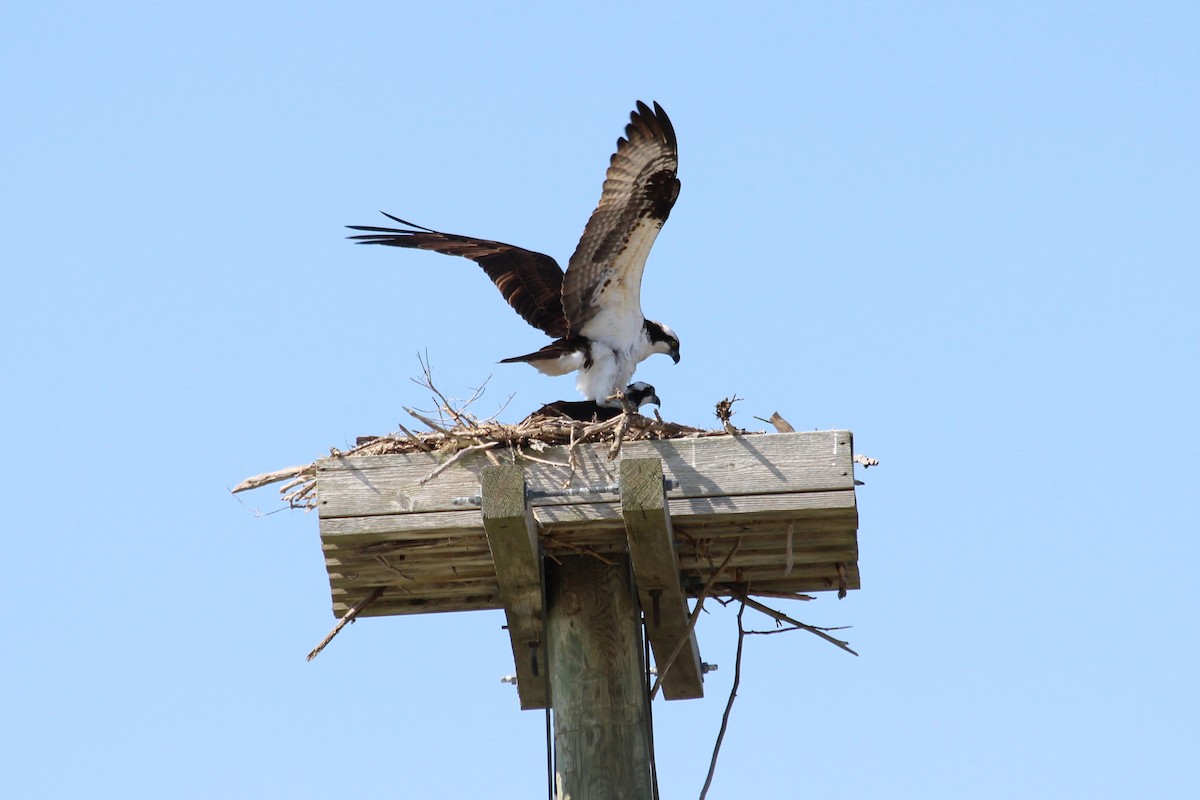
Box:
[620, 457, 704, 700]
[547, 554, 653, 800]
[481, 465, 548, 710]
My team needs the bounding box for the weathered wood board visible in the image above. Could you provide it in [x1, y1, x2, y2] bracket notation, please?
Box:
[481, 465, 548, 710]
[315, 430, 860, 619]
[620, 458, 704, 701]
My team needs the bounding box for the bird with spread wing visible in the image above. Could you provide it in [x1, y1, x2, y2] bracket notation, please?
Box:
[348, 101, 681, 408]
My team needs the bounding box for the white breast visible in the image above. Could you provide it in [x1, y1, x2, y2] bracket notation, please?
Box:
[576, 339, 644, 404]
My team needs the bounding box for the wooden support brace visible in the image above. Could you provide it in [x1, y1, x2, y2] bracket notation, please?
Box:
[620, 457, 704, 700]
[481, 465, 548, 710]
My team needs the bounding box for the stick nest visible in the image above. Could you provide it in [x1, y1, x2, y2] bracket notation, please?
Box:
[233, 395, 756, 512]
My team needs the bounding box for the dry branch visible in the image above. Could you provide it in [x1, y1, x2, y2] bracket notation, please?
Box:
[732, 589, 858, 656]
[543, 535, 617, 566]
[699, 602, 746, 800]
[231, 464, 312, 494]
[418, 441, 499, 486]
[305, 586, 386, 661]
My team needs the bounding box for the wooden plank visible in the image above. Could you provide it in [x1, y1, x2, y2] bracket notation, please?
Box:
[620, 458, 703, 701]
[480, 465, 548, 710]
[328, 573, 500, 591]
[547, 555, 653, 799]
[538, 490, 858, 531]
[323, 532, 857, 573]
[326, 549, 498, 570]
[323, 543, 861, 588]
[333, 564, 865, 616]
[674, 520, 858, 540]
[678, 547, 859, 570]
[342, 596, 502, 617]
[322, 537, 492, 557]
[318, 488, 857, 541]
[315, 431, 854, 518]
[724, 562, 861, 584]
[702, 569, 863, 596]
[330, 582, 501, 600]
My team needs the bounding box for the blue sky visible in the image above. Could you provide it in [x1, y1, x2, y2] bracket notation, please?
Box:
[3, 3, 1197, 797]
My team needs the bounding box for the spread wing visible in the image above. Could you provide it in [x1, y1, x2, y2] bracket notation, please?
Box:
[561, 101, 680, 339]
[347, 214, 568, 338]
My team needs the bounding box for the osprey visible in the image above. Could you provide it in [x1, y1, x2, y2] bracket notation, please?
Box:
[348, 101, 681, 407]
[527, 382, 661, 423]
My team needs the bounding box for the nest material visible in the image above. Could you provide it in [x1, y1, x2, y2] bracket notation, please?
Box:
[233, 402, 756, 512]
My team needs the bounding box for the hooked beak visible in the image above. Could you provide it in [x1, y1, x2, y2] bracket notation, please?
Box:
[648, 393, 662, 407]
[670, 347, 681, 365]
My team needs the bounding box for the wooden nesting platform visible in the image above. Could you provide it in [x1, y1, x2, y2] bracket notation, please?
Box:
[316, 430, 860, 620]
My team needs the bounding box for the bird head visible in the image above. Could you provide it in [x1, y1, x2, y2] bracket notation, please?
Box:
[625, 382, 661, 409]
[645, 320, 681, 364]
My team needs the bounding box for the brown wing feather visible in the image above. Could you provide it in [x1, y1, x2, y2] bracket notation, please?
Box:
[561, 101, 680, 334]
[347, 214, 568, 338]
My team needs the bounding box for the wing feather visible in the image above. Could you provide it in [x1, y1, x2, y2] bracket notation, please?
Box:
[347, 214, 568, 338]
[561, 101, 680, 337]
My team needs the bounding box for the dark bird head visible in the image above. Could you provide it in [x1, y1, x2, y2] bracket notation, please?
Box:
[625, 381, 661, 409]
[645, 320, 681, 364]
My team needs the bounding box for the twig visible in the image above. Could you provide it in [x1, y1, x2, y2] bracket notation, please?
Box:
[343, 434, 401, 456]
[732, 590, 858, 656]
[283, 482, 317, 510]
[374, 556, 413, 579]
[479, 389, 515, 424]
[543, 536, 617, 566]
[418, 441, 499, 485]
[457, 375, 492, 416]
[745, 625, 807, 636]
[278, 474, 312, 495]
[396, 422, 433, 452]
[583, 414, 625, 439]
[306, 586, 385, 661]
[231, 497, 283, 518]
[607, 412, 633, 460]
[698, 602, 746, 800]
[413, 355, 480, 430]
[564, 422, 581, 487]
[230, 464, 311, 494]
[403, 407, 455, 436]
[515, 449, 571, 469]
